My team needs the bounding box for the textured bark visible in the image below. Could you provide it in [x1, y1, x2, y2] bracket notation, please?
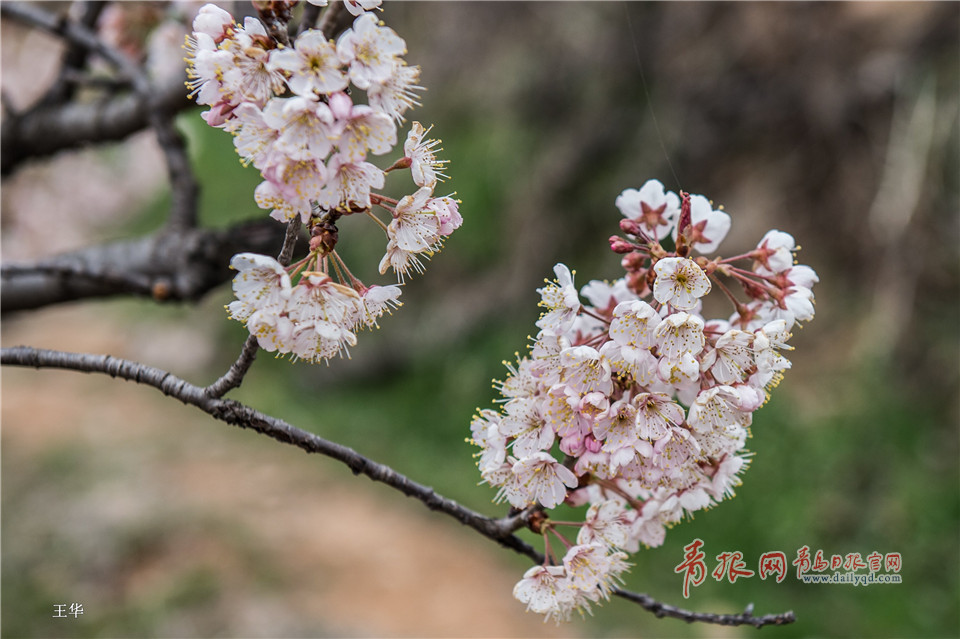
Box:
[0, 220, 290, 313]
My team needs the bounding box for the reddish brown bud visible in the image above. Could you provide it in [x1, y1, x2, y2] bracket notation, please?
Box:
[619, 218, 642, 236]
[151, 279, 171, 301]
[741, 278, 767, 300]
[626, 270, 649, 297]
[677, 191, 691, 235]
[621, 251, 645, 271]
[609, 236, 635, 254]
[310, 220, 339, 254]
[676, 190, 692, 257]
[527, 510, 549, 534]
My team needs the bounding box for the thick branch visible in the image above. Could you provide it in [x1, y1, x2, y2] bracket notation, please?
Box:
[1, 75, 192, 175]
[1, 345, 796, 629]
[0, 2, 199, 227]
[1, 2, 138, 79]
[0, 219, 290, 314]
[317, 0, 352, 39]
[1, 0, 356, 176]
[297, 0, 323, 36]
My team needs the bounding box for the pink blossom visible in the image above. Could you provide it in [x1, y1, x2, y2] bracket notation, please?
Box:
[512, 452, 578, 509]
[536, 263, 581, 337]
[367, 62, 422, 122]
[653, 257, 711, 311]
[269, 30, 347, 97]
[753, 229, 796, 274]
[512, 565, 576, 623]
[388, 186, 441, 252]
[337, 13, 406, 90]
[615, 179, 680, 241]
[192, 4, 233, 41]
[428, 196, 462, 236]
[329, 92, 397, 162]
[404, 122, 448, 188]
[674, 193, 731, 254]
[500, 398, 553, 459]
[317, 155, 385, 211]
[261, 96, 335, 162]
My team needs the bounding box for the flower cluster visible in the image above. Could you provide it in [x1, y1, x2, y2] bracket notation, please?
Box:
[186, 2, 461, 362]
[470, 179, 818, 621]
[226, 252, 401, 363]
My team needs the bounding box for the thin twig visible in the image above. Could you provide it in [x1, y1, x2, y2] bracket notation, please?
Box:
[0, 346, 540, 557]
[1, 345, 796, 629]
[203, 335, 259, 398]
[614, 591, 795, 627]
[36, 0, 109, 106]
[278, 217, 303, 267]
[153, 109, 199, 231]
[203, 216, 302, 397]
[1, 2, 139, 81]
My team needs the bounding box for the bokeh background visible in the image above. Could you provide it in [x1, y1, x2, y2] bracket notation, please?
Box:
[2, 2, 958, 637]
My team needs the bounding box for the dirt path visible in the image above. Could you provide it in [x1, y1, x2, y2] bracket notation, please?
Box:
[2, 306, 578, 638]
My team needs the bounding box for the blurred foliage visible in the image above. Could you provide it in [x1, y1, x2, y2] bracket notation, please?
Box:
[3, 2, 959, 638]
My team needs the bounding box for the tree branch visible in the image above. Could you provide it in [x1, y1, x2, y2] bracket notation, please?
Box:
[297, 0, 323, 36]
[203, 335, 259, 398]
[35, 0, 109, 107]
[203, 217, 303, 398]
[0, 2, 200, 228]
[1, 344, 796, 629]
[614, 592, 795, 627]
[0, 219, 290, 314]
[0, 74, 192, 175]
[317, 0, 352, 41]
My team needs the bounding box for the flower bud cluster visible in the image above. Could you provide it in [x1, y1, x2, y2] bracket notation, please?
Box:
[187, 3, 462, 361]
[470, 179, 818, 621]
[226, 252, 401, 363]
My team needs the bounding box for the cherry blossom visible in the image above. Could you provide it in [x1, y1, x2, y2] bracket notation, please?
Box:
[337, 13, 406, 90]
[404, 122, 448, 188]
[189, 3, 462, 365]
[674, 193, 731, 254]
[512, 565, 576, 623]
[615, 178, 680, 241]
[226, 253, 292, 323]
[387, 186, 441, 251]
[512, 452, 579, 509]
[343, 0, 383, 16]
[328, 92, 397, 163]
[367, 62, 423, 122]
[192, 3, 232, 40]
[317, 155, 385, 211]
[753, 229, 797, 274]
[469, 178, 817, 622]
[536, 264, 581, 337]
[652, 257, 711, 310]
[269, 30, 347, 97]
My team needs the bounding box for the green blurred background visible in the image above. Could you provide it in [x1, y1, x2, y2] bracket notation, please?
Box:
[2, 2, 958, 637]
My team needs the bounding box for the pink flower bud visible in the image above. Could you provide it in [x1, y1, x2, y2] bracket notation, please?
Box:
[619, 218, 642, 235]
[621, 252, 645, 271]
[609, 236, 634, 254]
